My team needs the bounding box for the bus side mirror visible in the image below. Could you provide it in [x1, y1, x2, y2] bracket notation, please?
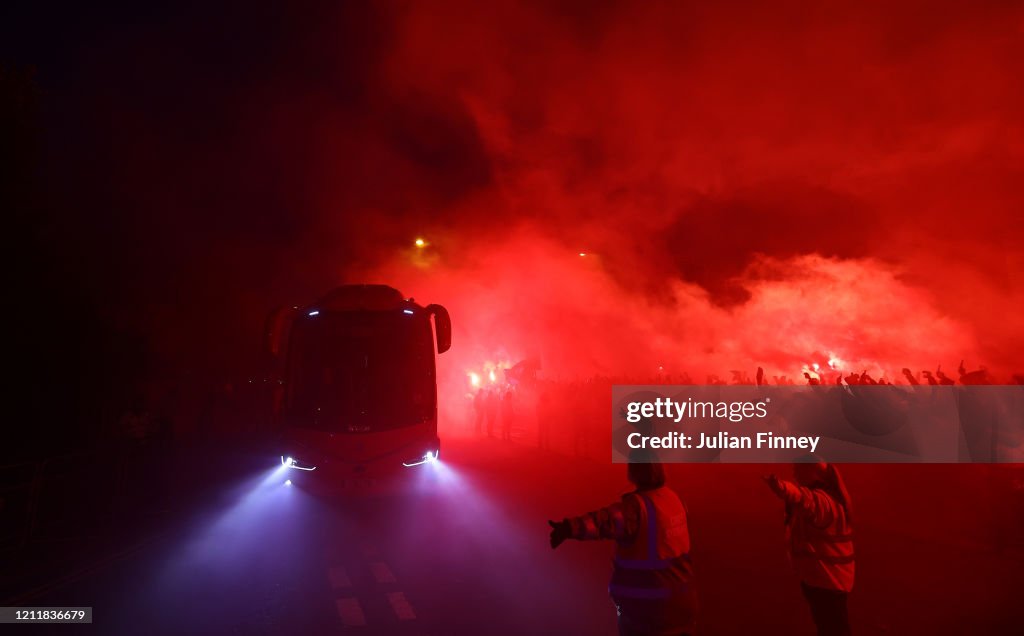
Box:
[264, 306, 299, 362]
[427, 304, 451, 354]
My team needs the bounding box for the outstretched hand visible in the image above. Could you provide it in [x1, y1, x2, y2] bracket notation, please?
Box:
[762, 473, 784, 496]
[548, 519, 571, 549]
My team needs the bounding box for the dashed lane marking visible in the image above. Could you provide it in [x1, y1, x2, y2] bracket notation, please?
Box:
[386, 591, 417, 621]
[328, 566, 352, 589]
[335, 597, 367, 627]
[370, 562, 397, 584]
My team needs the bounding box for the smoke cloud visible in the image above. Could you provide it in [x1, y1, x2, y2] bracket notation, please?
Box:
[16, 0, 1024, 400]
[339, 0, 1023, 387]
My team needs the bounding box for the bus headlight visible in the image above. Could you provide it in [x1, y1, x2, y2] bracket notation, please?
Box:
[402, 450, 439, 467]
[281, 455, 317, 471]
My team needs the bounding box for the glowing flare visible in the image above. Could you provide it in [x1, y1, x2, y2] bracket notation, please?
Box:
[469, 372, 480, 387]
[488, 370, 496, 383]
[414, 238, 427, 248]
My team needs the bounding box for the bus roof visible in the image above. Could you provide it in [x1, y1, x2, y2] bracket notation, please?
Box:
[313, 285, 417, 312]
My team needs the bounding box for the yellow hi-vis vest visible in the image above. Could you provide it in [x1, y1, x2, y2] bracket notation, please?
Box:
[609, 486, 693, 601]
[788, 491, 855, 592]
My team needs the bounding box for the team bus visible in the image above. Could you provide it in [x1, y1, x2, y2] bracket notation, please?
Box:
[265, 285, 451, 487]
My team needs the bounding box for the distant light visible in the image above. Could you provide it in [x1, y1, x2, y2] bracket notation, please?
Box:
[414, 238, 427, 248]
[579, 252, 587, 257]
[489, 370, 496, 383]
[285, 479, 292, 486]
[469, 372, 480, 387]
[308, 310, 320, 317]
[403, 309, 414, 315]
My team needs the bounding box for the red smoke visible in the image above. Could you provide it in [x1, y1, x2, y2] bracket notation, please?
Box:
[367, 230, 974, 381]
[47, 1, 1021, 395]
[328, 0, 1023, 393]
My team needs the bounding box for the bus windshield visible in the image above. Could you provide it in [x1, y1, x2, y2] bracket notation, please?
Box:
[284, 310, 436, 432]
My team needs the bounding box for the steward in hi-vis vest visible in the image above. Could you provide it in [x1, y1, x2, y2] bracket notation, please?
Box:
[764, 457, 854, 636]
[549, 460, 697, 636]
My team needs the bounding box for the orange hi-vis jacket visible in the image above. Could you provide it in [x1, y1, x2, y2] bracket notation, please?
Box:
[778, 480, 855, 592]
[567, 486, 696, 633]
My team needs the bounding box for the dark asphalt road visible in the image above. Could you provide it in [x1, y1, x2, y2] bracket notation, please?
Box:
[14, 438, 1024, 635]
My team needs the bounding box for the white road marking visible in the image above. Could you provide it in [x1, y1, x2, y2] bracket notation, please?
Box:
[370, 561, 397, 584]
[328, 566, 351, 589]
[335, 597, 367, 627]
[386, 591, 417, 621]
